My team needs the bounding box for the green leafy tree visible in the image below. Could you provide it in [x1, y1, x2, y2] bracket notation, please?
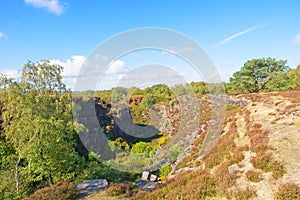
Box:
[190, 81, 209, 94]
[228, 58, 290, 93]
[140, 95, 157, 109]
[288, 65, 300, 89]
[111, 87, 128, 101]
[1, 60, 80, 198]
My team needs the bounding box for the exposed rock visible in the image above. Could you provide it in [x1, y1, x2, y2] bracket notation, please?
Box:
[141, 171, 150, 181]
[75, 179, 108, 198]
[134, 180, 158, 191]
[149, 174, 158, 182]
[206, 94, 248, 106]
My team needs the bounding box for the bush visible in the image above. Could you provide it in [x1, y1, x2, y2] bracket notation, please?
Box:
[140, 95, 157, 109]
[106, 182, 133, 197]
[245, 170, 263, 182]
[251, 152, 286, 179]
[159, 163, 172, 180]
[24, 181, 75, 200]
[275, 182, 300, 200]
[169, 144, 185, 163]
[229, 188, 257, 200]
[131, 142, 153, 156]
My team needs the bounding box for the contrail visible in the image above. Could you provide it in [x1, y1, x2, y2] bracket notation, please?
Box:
[207, 21, 267, 51]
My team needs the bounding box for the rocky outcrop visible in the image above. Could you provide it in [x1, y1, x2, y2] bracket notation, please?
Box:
[134, 180, 158, 192]
[75, 179, 108, 198]
[206, 94, 248, 106]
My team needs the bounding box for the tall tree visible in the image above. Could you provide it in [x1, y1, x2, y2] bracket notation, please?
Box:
[288, 65, 300, 89]
[228, 58, 291, 93]
[1, 61, 80, 197]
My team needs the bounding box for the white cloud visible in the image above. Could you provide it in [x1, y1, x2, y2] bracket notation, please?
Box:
[94, 54, 108, 62]
[50, 55, 86, 77]
[293, 33, 300, 45]
[105, 60, 128, 75]
[0, 69, 21, 79]
[0, 32, 7, 39]
[24, 0, 65, 15]
[208, 22, 267, 50]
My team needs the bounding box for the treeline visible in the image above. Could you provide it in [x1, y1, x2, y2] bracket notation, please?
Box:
[94, 57, 300, 104]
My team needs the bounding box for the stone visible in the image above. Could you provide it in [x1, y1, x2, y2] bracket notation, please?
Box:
[149, 174, 157, 182]
[75, 179, 108, 197]
[141, 171, 150, 180]
[135, 180, 158, 191]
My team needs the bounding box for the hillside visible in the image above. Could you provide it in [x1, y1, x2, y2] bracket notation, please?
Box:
[131, 90, 300, 200]
[76, 90, 300, 200]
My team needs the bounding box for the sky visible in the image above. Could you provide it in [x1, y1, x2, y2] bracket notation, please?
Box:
[1, 0, 300, 90]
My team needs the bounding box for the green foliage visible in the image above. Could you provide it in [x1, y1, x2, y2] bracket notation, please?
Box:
[251, 152, 286, 179]
[228, 57, 291, 93]
[0, 60, 81, 198]
[130, 105, 145, 124]
[131, 142, 153, 156]
[111, 87, 128, 101]
[169, 144, 185, 163]
[94, 90, 112, 101]
[143, 84, 174, 102]
[172, 83, 189, 96]
[159, 163, 172, 180]
[140, 94, 157, 109]
[288, 65, 300, 89]
[190, 81, 209, 94]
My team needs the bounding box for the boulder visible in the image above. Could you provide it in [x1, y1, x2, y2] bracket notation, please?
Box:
[141, 171, 150, 180]
[135, 180, 158, 191]
[149, 174, 157, 182]
[75, 179, 108, 197]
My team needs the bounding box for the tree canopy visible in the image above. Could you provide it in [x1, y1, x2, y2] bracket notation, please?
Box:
[0, 60, 81, 198]
[288, 65, 300, 89]
[227, 57, 291, 93]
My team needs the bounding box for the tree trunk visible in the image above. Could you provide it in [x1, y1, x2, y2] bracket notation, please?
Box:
[49, 173, 53, 186]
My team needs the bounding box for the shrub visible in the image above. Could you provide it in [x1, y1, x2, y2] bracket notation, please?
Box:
[275, 182, 300, 200]
[24, 181, 75, 200]
[106, 182, 133, 197]
[169, 144, 185, 163]
[245, 170, 263, 182]
[159, 163, 172, 180]
[131, 142, 153, 156]
[229, 188, 257, 200]
[251, 152, 286, 179]
[140, 95, 157, 109]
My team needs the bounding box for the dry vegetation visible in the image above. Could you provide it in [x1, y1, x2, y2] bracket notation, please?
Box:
[131, 90, 300, 200]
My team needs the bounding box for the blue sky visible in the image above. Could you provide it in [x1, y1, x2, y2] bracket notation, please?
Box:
[1, 0, 300, 90]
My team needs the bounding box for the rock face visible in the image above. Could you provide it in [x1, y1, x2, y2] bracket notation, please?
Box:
[134, 180, 158, 191]
[75, 179, 108, 198]
[141, 171, 150, 181]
